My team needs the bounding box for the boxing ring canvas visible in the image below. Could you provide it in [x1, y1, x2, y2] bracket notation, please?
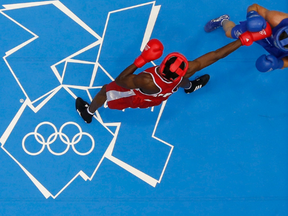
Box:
[0, 0, 287, 215]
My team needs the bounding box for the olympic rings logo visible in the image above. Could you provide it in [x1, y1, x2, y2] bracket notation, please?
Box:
[22, 122, 95, 156]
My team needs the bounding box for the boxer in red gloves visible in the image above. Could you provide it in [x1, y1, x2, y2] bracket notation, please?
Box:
[76, 35, 267, 123]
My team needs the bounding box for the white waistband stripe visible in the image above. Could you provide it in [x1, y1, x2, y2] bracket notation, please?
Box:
[106, 90, 136, 102]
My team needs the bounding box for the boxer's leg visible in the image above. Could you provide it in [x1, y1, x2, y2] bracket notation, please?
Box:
[89, 84, 107, 113]
[75, 84, 107, 124]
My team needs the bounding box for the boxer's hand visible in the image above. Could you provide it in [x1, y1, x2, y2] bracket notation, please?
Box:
[239, 22, 272, 46]
[134, 39, 164, 68]
[246, 11, 266, 32]
[256, 54, 284, 72]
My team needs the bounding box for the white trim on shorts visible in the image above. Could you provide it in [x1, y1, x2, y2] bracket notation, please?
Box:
[106, 89, 136, 102]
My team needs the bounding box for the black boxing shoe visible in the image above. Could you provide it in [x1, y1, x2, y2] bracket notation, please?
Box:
[184, 74, 210, 94]
[76, 97, 93, 124]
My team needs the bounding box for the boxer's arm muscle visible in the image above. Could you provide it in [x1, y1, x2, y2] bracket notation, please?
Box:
[184, 39, 242, 78]
[115, 64, 138, 89]
[247, 4, 288, 27]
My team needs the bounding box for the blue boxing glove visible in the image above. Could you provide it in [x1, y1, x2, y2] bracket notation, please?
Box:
[246, 11, 266, 32]
[256, 54, 284, 72]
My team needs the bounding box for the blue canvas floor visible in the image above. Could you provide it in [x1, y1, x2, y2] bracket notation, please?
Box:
[0, 0, 287, 215]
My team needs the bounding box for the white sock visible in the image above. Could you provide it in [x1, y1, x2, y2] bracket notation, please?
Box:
[87, 107, 94, 115]
[221, 19, 229, 26]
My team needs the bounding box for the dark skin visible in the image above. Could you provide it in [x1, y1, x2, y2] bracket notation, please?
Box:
[89, 39, 242, 112]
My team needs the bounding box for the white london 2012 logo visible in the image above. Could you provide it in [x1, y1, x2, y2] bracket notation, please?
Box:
[22, 122, 95, 156]
[1, 1, 169, 199]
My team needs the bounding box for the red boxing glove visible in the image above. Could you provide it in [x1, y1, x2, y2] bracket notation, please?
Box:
[134, 39, 164, 68]
[239, 22, 272, 46]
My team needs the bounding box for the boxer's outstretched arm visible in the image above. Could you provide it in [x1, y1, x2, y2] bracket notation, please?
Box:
[184, 39, 242, 78]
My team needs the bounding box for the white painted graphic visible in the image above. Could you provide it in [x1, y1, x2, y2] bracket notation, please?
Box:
[22, 122, 95, 156]
[0, 0, 174, 199]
